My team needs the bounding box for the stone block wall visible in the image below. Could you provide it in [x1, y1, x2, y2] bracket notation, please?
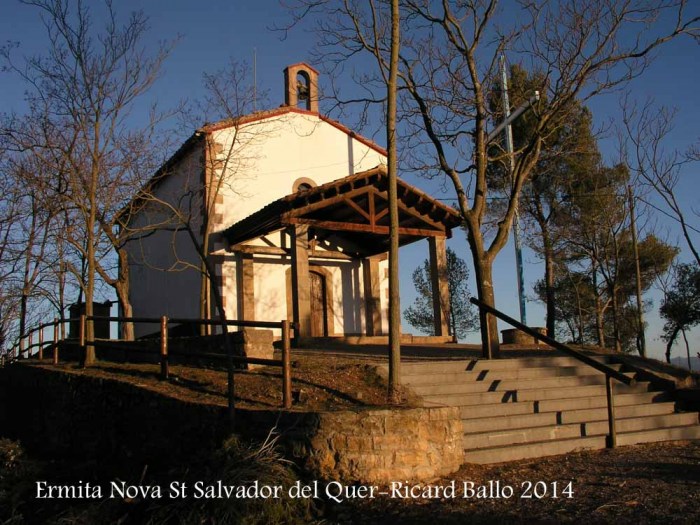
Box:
[302, 407, 464, 482]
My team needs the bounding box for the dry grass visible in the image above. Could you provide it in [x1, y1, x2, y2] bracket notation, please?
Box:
[29, 353, 415, 411]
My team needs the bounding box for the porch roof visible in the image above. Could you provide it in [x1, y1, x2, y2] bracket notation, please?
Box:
[222, 165, 463, 258]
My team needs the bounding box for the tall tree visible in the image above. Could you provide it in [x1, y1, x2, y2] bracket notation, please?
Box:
[660, 263, 700, 364]
[621, 97, 700, 266]
[404, 247, 477, 340]
[2, 0, 173, 358]
[488, 64, 602, 338]
[286, 0, 699, 357]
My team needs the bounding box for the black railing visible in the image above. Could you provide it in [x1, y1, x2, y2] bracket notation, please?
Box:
[470, 297, 635, 448]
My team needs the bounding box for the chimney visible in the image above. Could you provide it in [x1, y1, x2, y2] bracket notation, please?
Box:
[284, 62, 319, 113]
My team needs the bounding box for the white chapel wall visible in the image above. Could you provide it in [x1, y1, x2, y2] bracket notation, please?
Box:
[126, 145, 205, 336]
[207, 113, 387, 332]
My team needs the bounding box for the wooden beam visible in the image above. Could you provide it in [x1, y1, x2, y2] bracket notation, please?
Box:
[230, 243, 353, 260]
[343, 197, 371, 221]
[285, 217, 446, 238]
[284, 186, 372, 218]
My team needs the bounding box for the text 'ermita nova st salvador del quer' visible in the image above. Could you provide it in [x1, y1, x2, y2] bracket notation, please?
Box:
[36, 480, 574, 502]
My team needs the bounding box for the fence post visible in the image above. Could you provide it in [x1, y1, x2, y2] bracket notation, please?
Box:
[28, 332, 33, 359]
[160, 316, 169, 380]
[282, 320, 292, 409]
[605, 374, 617, 448]
[79, 314, 86, 364]
[53, 318, 59, 365]
[38, 327, 44, 360]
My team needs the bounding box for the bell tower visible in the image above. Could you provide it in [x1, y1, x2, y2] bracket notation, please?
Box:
[284, 62, 319, 113]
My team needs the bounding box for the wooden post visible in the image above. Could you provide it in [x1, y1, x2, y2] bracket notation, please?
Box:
[79, 314, 86, 365]
[362, 258, 382, 336]
[38, 328, 44, 360]
[290, 225, 311, 343]
[428, 236, 450, 337]
[28, 332, 33, 359]
[282, 320, 292, 409]
[53, 318, 59, 365]
[605, 374, 617, 448]
[160, 316, 169, 380]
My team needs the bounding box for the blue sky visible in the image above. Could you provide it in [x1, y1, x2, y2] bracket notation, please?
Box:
[1, 1, 698, 362]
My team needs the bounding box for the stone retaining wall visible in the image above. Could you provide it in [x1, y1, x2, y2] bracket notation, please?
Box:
[302, 407, 463, 482]
[0, 363, 463, 483]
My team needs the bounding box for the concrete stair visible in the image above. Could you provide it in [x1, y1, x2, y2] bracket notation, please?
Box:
[396, 354, 700, 464]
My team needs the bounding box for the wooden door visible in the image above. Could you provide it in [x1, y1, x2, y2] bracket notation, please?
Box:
[310, 271, 327, 337]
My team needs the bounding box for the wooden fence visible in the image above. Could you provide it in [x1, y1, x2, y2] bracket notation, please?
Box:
[3, 315, 295, 410]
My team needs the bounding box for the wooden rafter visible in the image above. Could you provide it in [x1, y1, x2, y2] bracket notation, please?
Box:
[285, 217, 446, 238]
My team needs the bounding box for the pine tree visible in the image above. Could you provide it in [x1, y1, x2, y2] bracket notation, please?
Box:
[404, 248, 477, 340]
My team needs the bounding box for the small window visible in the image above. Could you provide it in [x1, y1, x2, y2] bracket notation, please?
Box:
[293, 177, 317, 193]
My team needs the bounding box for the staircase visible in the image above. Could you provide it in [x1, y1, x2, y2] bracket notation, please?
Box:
[399, 354, 700, 464]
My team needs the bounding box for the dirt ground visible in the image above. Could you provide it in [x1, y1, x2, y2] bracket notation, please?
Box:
[17, 357, 700, 523]
[31, 353, 412, 411]
[329, 440, 700, 524]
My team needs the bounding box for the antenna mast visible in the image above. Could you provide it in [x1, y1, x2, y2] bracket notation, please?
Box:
[253, 48, 257, 112]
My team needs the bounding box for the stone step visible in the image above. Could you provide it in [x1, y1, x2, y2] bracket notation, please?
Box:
[460, 402, 678, 434]
[456, 391, 671, 419]
[559, 401, 676, 424]
[615, 424, 700, 446]
[464, 424, 700, 464]
[411, 372, 636, 396]
[400, 355, 613, 375]
[464, 435, 607, 464]
[403, 364, 624, 385]
[536, 390, 671, 413]
[586, 412, 699, 435]
[464, 421, 588, 449]
[421, 382, 652, 406]
[464, 413, 699, 450]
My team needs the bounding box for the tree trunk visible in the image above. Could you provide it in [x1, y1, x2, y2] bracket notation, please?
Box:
[682, 329, 691, 370]
[543, 240, 556, 338]
[592, 265, 606, 347]
[387, 0, 401, 400]
[116, 247, 134, 340]
[665, 325, 680, 363]
[115, 281, 134, 341]
[468, 240, 500, 358]
[610, 287, 622, 353]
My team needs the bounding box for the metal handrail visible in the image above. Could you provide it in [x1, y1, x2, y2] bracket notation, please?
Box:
[470, 297, 633, 447]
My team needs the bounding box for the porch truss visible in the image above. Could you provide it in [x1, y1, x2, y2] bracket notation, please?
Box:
[221, 165, 461, 340]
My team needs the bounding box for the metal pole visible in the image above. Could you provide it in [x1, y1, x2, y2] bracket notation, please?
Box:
[53, 318, 59, 365]
[501, 54, 527, 326]
[160, 316, 169, 379]
[627, 185, 646, 357]
[282, 320, 292, 409]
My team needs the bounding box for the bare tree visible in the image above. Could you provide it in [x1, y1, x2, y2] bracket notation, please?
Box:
[2, 0, 173, 359]
[285, 0, 699, 356]
[621, 96, 700, 266]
